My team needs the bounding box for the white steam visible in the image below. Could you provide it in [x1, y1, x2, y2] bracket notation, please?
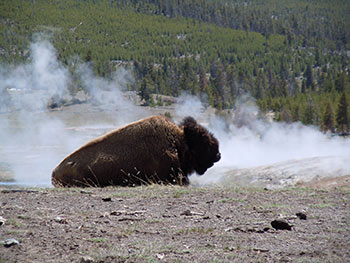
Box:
[191, 95, 350, 188]
[175, 93, 207, 120]
[1, 40, 70, 111]
[1, 39, 350, 188]
[0, 39, 138, 186]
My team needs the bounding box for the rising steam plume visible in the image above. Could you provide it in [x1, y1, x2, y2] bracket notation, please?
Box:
[1, 39, 350, 188]
[192, 96, 350, 188]
[0, 39, 141, 186]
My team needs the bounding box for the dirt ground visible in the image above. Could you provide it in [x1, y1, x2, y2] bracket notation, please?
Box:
[1, 182, 349, 263]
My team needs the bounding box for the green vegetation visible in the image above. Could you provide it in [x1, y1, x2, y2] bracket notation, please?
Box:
[177, 226, 214, 235]
[217, 198, 245, 203]
[308, 203, 334, 209]
[88, 237, 107, 243]
[1, 0, 349, 132]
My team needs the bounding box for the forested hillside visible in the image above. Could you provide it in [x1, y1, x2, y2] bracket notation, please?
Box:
[0, 0, 349, 132]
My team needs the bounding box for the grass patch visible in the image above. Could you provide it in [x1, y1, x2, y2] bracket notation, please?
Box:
[5, 229, 27, 235]
[289, 187, 319, 193]
[6, 218, 22, 227]
[177, 227, 214, 235]
[262, 203, 290, 209]
[218, 198, 245, 203]
[0, 258, 14, 263]
[308, 203, 334, 209]
[229, 186, 268, 193]
[17, 214, 31, 220]
[109, 190, 137, 199]
[120, 225, 140, 237]
[50, 187, 81, 193]
[145, 219, 163, 224]
[172, 188, 191, 198]
[88, 237, 106, 243]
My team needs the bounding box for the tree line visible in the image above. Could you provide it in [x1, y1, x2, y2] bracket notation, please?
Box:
[0, 0, 349, 132]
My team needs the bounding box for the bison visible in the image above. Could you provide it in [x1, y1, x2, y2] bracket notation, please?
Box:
[52, 115, 220, 187]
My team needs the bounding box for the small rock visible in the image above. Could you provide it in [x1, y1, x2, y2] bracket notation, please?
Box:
[110, 210, 145, 216]
[247, 228, 257, 233]
[0, 216, 6, 226]
[3, 238, 19, 247]
[180, 210, 204, 216]
[55, 216, 68, 224]
[110, 211, 123, 216]
[80, 256, 94, 263]
[162, 214, 172, 218]
[180, 210, 192, 216]
[102, 197, 112, 202]
[253, 248, 270, 253]
[271, 219, 292, 231]
[247, 227, 266, 233]
[156, 253, 165, 260]
[296, 212, 307, 220]
[232, 227, 243, 232]
[128, 248, 136, 254]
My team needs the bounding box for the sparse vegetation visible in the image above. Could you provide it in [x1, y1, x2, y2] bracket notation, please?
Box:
[308, 203, 334, 209]
[217, 198, 245, 203]
[5, 218, 22, 228]
[177, 227, 214, 235]
[1, 185, 349, 262]
[164, 111, 173, 120]
[88, 238, 107, 243]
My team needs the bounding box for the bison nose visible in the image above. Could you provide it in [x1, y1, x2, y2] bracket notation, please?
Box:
[216, 153, 221, 161]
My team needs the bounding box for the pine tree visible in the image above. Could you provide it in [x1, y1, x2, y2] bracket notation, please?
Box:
[336, 91, 349, 134]
[302, 96, 315, 125]
[138, 78, 151, 106]
[199, 66, 208, 102]
[335, 72, 349, 92]
[321, 101, 335, 133]
[301, 79, 307, 93]
[84, 50, 92, 62]
[304, 64, 314, 90]
[281, 106, 292, 123]
[291, 104, 301, 122]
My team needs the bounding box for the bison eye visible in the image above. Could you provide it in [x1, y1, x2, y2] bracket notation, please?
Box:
[215, 153, 221, 161]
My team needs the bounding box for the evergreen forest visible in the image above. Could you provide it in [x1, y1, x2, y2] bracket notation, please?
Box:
[0, 0, 349, 132]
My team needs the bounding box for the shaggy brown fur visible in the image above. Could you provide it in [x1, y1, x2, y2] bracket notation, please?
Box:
[52, 115, 220, 187]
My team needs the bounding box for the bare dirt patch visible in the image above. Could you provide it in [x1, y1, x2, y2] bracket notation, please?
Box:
[1, 184, 349, 262]
[298, 175, 350, 190]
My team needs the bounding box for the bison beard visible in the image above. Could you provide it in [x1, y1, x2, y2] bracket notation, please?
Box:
[51, 115, 221, 187]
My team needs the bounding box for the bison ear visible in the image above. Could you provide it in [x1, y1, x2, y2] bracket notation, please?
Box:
[182, 116, 199, 144]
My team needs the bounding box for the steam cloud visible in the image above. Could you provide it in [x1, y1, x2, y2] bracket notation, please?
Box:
[192, 95, 350, 188]
[1, 40, 70, 112]
[1, 39, 350, 188]
[0, 39, 141, 186]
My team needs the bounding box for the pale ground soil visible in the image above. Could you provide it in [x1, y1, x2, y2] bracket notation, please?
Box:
[1, 180, 349, 263]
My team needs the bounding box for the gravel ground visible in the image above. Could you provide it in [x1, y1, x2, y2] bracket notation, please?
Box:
[1, 183, 349, 263]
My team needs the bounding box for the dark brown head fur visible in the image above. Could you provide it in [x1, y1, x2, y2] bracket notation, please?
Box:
[181, 116, 221, 175]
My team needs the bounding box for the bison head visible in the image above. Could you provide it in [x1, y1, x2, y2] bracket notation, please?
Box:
[182, 117, 221, 175]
